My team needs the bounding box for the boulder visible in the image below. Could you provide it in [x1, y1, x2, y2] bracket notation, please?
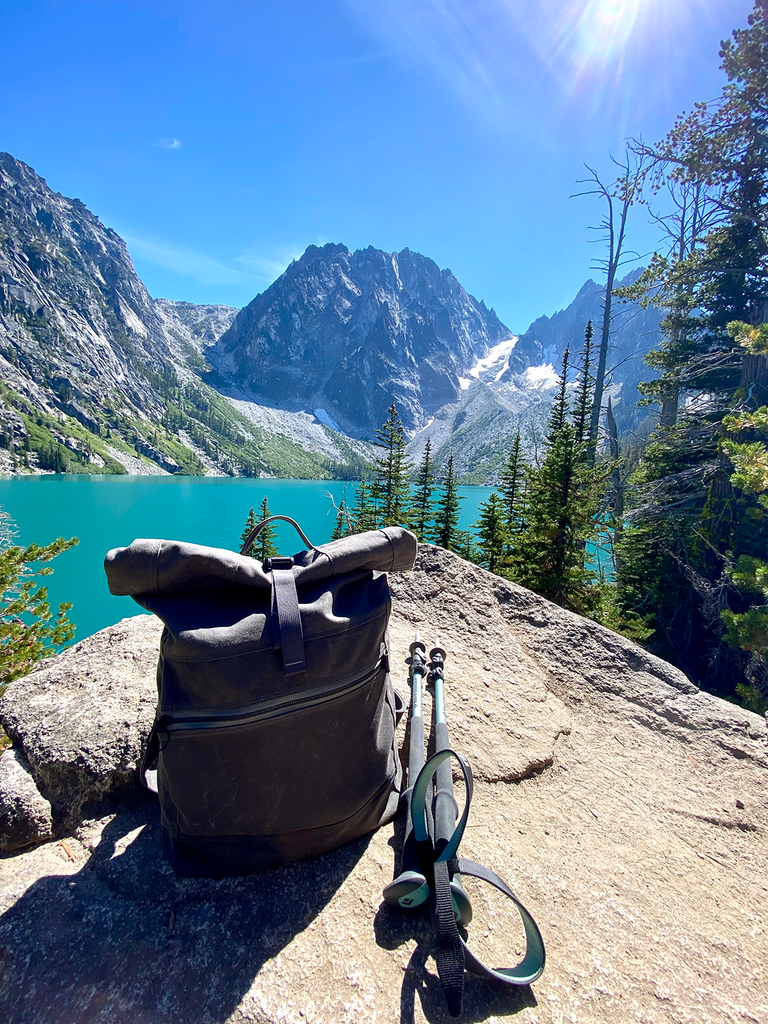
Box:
[0, 613, 161, 828]
[0, 748, 53, 850]
[0, 545, 766, 1024]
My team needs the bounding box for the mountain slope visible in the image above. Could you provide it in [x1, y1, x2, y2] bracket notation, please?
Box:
[0, 154, 369, 479]
[508, 270, 662, 436]
[0, 152, 665, 484]
[211, 243, 518, 437]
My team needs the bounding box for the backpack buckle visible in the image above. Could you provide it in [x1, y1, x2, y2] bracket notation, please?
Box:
[264, 556, 294, 571]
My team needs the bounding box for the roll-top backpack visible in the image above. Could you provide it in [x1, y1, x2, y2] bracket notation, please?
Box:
[104, 516, 418, 877]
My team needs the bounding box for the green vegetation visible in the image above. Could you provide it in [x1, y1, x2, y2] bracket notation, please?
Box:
[0, 510, 77, 694]
[608, 2, 768, 712]
[240, 498, 278, 560]
[0, 355, 366, 480]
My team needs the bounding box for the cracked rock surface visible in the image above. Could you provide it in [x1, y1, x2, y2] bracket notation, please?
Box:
[0, 545, 766, 1024]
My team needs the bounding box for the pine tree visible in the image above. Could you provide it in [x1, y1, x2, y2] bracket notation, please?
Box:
[454, 530, 478, 562]
[434, 454, 463, 551]
[512, 348, 603, 612]
[351, 478, 376, 533]
[240, 498, 278, 560]
[369, 402, 412, 527]
[240, 507, 258, 551]
[547, 347, 571, 443]
[473, 492, 508, 574]
[331, 503, 349, 540]
[409, 438, 435, 541]
[499, 430, 526, 540]
[573, 321, 594, 446]
[616, 4, 768, 705]
[0, 524, 78, 688]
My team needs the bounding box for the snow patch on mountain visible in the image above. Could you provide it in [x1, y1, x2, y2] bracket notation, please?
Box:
[466, 337, 518, 382]
[524, 363, 559, 388]
[313, 408, 342, 432]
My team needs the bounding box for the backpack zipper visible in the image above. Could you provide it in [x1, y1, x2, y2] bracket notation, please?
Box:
[159, 657, 386, 734]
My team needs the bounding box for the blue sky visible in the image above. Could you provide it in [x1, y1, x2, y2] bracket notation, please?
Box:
[0, 0, 755, 331]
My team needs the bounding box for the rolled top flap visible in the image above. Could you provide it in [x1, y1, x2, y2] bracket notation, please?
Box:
[105, 526, 417, 597]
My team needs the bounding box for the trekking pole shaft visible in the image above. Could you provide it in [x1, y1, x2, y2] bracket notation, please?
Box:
[401, 653, 425, 857]
[430, 644, 472, 926]
[382, 634, 430, 909]
[430, 647, 459, 857]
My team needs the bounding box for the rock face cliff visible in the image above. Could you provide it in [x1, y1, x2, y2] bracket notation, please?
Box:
[507, 270, 662, 437]
[0, 154, 372, 479]
[0, 546, 765, 1024]
[0, 151, 666, 483]
[211, 243, 518, 437]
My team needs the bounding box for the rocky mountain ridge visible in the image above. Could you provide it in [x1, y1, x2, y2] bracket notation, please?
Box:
[0, 153, 370, 479]
[211, 242, 519, 437]
[509, 269, 662, 437]
[0, 151, 662, 483]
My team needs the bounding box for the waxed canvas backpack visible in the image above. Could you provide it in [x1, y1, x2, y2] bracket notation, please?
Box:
[104, 516, 417, 877]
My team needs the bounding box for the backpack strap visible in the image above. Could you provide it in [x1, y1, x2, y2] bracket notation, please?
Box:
[240, 515, 319, 556]
[266, 556, 306, 675]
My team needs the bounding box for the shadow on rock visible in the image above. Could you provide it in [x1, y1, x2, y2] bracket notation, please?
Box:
[373, 902, 537, 1024]
[0, 799, 371, 1024]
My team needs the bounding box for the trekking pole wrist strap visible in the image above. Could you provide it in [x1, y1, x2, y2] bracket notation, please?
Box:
[449, 856, 546, 986]
[408, 747, 546, 1002]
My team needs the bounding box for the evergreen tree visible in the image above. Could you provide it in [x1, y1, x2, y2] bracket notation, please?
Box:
[434, 454, 463, 551]
[240, 507, 258, 551]
[512, 348, 603, 612]
[454, 530, 479, 563]
[473, 492, 508, 574]
[351, 478, 376, 533]
[499, 430, 526, 540]
[573, 321, 594, 446]
[240, 498, 278, 560]
[616, 4, 768, 705]
[0, 516, 78, 688]
[369, 402, 412, 527]
[331, 502, 350, 540]
[409, 438, 436, 541]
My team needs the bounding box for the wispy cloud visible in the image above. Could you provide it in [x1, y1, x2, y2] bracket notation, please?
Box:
[235, 245, 305, 282]
[122, 234, 259, 288]
[155, 137, 182, 149]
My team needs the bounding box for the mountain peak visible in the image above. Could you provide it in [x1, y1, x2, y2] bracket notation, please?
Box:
[211, 242, 514, 437]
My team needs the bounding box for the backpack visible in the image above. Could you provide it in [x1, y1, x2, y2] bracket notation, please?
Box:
[104, 516, 417, 877]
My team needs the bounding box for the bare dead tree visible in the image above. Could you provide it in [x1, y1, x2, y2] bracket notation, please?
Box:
[573, 152, 644, 463]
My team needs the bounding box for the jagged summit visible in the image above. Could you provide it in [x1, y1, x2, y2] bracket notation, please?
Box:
[211, 241, 517, 437]
[0, 150, 662, 481]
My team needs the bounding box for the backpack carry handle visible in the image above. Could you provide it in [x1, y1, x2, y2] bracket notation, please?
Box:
[240, 515, 319, 557]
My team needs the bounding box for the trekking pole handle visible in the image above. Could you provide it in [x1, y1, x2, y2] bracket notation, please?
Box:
[430, 645, 459, 858]
[401, 635, 427, 860]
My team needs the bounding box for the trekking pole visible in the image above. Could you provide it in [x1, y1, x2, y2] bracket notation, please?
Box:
[382, 631, 431, 910]
[429, 642, 472, 926]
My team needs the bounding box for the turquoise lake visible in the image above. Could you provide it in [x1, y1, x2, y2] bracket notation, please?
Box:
[0, 476, 495, 641]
